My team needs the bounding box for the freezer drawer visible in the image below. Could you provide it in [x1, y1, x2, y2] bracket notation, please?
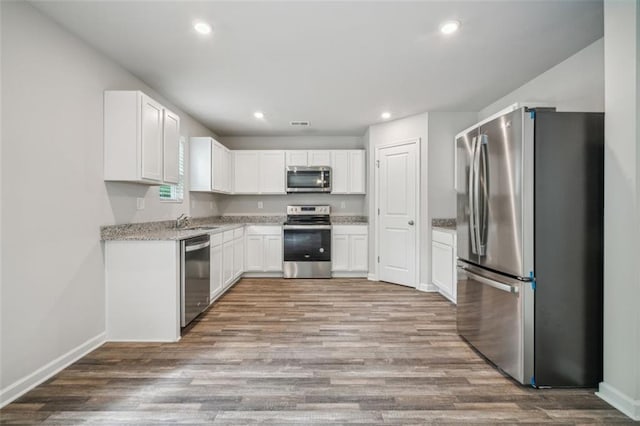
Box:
[456, 262, 533, 384]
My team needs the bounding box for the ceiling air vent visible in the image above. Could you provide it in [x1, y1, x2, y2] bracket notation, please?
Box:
[290, 121, 310, 127]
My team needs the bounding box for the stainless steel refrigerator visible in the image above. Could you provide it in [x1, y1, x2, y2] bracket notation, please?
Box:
[455, 107, 604, 387]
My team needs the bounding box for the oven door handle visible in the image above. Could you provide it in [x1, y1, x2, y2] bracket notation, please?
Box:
[283, 225, 332, 230]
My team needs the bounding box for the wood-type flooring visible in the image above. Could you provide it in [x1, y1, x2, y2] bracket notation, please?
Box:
[0, 278, 632, 424]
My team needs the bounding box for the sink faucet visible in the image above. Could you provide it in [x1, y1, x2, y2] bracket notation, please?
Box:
[176, 214, 191, 229]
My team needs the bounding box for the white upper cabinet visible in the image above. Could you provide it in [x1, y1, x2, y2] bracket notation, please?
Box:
[189, 137, 231, 193]
[285, 151, 308, 167]
[104, 90, 179, 185]
[233, 151, 260, 193]
[331, 150, 365, 194]
[162, 108, 180, 184]
[308, 150, 332, 166]
[233, 151, 285, 194]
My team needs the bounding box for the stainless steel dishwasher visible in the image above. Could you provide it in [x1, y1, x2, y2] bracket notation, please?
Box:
[181, 234, 210, 327]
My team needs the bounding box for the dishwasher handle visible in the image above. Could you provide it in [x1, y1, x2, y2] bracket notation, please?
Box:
[185, 240, 210, 252]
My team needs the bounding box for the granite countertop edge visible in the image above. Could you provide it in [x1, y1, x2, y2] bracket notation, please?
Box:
[102, 215, 368, 241]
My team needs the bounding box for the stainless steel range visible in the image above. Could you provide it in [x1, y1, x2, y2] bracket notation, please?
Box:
[283, 205, 331, 278]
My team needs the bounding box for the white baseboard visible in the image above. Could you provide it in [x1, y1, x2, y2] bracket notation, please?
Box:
[0, 331, 106, 408]
[332, 271, 368, 278]
[596, 381, 640, 421]
[418, 282, 439, 292]
[242, 272, 283, 278]
[367, 273, 377, 281]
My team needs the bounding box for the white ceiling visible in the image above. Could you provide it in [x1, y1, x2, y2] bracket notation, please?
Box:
[31, 1, 603, 136]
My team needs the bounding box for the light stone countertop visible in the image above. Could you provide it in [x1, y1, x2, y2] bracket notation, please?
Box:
[101, 215, 368, 241]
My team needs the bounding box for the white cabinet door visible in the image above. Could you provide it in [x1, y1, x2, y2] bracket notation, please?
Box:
[264, 235, 283, 271]
[162, 109, 180, 184]
[331, 151, 349, 194]
[350, 235, 368, 271]
[332, 234, 349, 271]
[432, 240, 455, 298]
[224, 147, 232, 193]
[189, 137, 213, 191]
[233, 151, 260, 193]
[212, 142, 224, 192]
[223, 240, 234, 287]
[308, 151, 331, 166]
[259, 151, 286, 193]
[210, 242, 223, 300]
[233, 236, 244, 279]
[286, 151, 308, 167]
[140, 94, 164, 182]
[245, 235, 264, 271]
[349, 150, 366, 194]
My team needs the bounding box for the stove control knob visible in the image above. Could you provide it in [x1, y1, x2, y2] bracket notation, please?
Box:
[319, 247, 325, 253]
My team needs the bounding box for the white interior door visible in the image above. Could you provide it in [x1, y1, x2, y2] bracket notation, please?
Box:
[377, 141, 418, 287]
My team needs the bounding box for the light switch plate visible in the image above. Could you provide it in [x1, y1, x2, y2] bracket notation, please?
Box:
[258, 201, 264, 209]
[136, 197, 145, 210]
[340, 201, 346, 209]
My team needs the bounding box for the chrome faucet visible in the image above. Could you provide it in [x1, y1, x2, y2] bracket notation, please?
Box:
[176, 213, 191, 229]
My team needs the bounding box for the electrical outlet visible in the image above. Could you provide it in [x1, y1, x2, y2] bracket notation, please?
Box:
[258, 201, 264, 209]
[136, 198, 145, 210]
[340, 201, 346, 209]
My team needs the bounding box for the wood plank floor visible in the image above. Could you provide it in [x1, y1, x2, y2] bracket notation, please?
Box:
[1, 279, 632, 425]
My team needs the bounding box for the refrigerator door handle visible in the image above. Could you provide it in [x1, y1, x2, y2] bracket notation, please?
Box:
[477, 134, 489, 256]
[461, 267, 520, 294]
[471, 135, 482, 255]
[468, 136, 478, 254]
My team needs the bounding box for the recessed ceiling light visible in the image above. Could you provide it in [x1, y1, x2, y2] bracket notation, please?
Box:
[381, 112, 391, 120]
[254, 111, 265, 119]
[194, 21, 212, 35]
[440, 20, 460, 35]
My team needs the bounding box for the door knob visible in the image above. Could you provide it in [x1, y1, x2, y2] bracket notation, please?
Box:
[408, 220, 415, 226]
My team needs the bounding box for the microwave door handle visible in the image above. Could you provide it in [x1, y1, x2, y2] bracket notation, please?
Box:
[468, 136, 478, 255]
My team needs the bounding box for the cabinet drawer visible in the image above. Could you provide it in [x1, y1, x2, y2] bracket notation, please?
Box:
[223, 230, 234, 243]
[332, 225, 368, 236]
[210, 233, 223, 246]
[246, 225, 282, 236]
[433, 229, 454, 246]
[233, 228, 244, 239]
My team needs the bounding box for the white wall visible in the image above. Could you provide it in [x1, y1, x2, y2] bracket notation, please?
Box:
[479, 38, 604, 120]
[367, 113, 430, 287]
[0, 2, 217, 405]
[216, 135, 367, 216]
[427, 112, 477, 219]
[596, 0, 640, 420]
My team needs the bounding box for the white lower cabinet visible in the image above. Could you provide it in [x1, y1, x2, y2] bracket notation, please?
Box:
[105, 240, 181, 342]
[223, 234, 234, 288]
[233, 229, 244, 279]
[431, 228, 457, 303]
[331, 225, 368, 277]
[210, 234, 223, 301]
[244, 226, 283, 274]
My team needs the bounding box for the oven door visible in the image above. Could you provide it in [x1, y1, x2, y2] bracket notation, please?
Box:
[283, 225, 332, 261]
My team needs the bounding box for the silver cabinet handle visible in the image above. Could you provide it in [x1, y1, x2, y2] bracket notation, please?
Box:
[408, 220, 414, 226]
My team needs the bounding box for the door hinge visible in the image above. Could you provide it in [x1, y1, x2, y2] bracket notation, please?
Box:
[376, 160, 380, 168]
[377, 208, 380, 216]
[377, 256, 380, 263]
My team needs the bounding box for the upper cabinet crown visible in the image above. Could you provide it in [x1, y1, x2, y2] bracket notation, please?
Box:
[104, 91, 180, 185]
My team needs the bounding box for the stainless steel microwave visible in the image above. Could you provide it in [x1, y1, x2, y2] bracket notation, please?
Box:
[286, 166, 331, 193]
